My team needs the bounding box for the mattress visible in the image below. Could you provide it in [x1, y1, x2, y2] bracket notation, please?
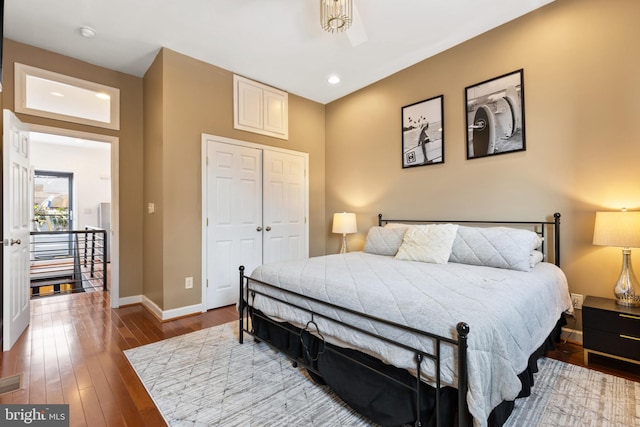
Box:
[248, 251, 572, 427]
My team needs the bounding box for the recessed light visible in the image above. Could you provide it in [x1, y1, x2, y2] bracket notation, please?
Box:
[328, 75, 341, 84]
[79, 26, 96, 39]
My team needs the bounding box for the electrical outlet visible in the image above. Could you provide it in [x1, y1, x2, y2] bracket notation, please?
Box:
[185, 277, 193, 289]
[570, 293, 583, 310]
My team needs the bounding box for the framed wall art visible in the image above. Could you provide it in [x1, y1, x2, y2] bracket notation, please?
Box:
[401, 95, 444, 168]
[465, 69, 525, 160]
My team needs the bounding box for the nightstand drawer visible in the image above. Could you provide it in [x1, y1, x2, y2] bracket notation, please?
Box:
[584, 328, 640, 360]
[583, 306, 640, 336]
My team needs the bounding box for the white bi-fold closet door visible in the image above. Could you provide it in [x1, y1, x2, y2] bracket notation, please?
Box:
[202, 135, 308, 310]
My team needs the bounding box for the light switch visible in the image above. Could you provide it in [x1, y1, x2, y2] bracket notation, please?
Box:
[148, 203, 155, 214]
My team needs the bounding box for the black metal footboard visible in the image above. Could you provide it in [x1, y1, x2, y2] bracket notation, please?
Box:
[238, 265, 470, 427]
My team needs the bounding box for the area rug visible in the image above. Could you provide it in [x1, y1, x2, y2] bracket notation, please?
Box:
[124, 322, 640, 427]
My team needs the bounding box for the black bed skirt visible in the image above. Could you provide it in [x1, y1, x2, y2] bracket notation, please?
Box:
[250, 313, 565, 427]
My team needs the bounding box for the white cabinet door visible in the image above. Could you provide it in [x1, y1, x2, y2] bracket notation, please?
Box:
[262, 150, 306, 264]
[3, 110, 31, 351]
[205, 141, 263, 309]
[233, 75, 288, 140]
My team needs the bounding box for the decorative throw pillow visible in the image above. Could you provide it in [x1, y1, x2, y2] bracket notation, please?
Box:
[449, 226, 543, 272]
[394, 224, 459, 264]
[363, 226, 408, 256]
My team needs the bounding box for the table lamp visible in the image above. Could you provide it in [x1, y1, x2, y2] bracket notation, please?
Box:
[332, 212, 357, 254]
[593, 209, 640, 306]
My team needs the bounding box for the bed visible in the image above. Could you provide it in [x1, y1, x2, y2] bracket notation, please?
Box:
[238, 213, 572, 427]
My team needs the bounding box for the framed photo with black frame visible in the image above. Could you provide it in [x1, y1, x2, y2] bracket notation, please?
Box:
[401, 95, 444, 168]
[465, 69, 525, 160]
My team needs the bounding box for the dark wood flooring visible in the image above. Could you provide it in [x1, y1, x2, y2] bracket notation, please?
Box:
[0, 291, 638, 426]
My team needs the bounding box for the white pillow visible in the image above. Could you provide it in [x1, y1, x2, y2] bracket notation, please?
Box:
[395, 224, 459, 264]
[363, 226, 407, 256]
[384, 223, 411, 229]
[449, 226, 543, 271]
[530, 250, 544, 267]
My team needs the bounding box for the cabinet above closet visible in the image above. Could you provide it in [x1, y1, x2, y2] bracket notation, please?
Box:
[233, 75, 288, 140]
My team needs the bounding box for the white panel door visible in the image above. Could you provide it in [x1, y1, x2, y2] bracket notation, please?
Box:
[205, 141, 263, 309]
[3, 110, 31, 351]
[262, 150, 306, 264]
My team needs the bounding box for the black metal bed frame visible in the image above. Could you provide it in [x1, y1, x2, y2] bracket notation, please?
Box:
[238, 212, 561, 427]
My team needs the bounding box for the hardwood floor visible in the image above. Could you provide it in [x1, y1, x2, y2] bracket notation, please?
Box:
[0, 291, 236, 426]
[1, 291, 638, 426]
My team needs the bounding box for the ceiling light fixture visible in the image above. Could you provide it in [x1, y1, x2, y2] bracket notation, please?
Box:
[79, 26, 96, 39]
[320, 0, 353, 33]
[327, 75, 341, 84]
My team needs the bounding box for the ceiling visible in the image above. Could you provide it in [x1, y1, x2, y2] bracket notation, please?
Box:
[5, 0, 554, 104]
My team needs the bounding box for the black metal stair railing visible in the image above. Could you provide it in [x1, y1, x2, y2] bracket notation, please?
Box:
[29, 228, 108, 297]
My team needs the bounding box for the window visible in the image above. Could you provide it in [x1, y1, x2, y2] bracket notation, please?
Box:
[15, 63, 120, 130]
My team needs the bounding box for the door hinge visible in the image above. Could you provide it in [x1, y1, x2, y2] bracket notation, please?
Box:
[206, 156, 209, 166]
[206, 218, 209, 226]
[206, 279, 209, 288]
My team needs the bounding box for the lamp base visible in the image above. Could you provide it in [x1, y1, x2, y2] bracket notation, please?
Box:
[614, 249, 640, 307]
[339, 233, 348, 254]
[616, 295, 640, 307]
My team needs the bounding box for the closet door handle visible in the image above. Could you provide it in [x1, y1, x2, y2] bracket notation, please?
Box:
[256, 226, 262, 232]
[10, 239, 22, 246]
[266, 226, 272, 232]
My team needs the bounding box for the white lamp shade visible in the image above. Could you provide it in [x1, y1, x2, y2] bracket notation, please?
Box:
[332, 212, 357, 234]
[593, 210, 640, 248]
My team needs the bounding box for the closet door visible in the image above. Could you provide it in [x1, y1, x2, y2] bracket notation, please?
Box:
[206, 141, 263, 309]
[262, 150, 307, 264]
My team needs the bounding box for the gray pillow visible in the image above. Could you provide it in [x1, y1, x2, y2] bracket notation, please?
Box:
[363, 226, 408, 256]
[449, 225, 543, 271]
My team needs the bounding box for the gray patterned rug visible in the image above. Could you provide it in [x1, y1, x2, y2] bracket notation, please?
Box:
[124, 322, 640, 427]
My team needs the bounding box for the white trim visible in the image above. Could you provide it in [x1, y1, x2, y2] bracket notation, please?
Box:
[142, 295, 203, 321]
[561, 327, 583, 345]
[14, 63, 120, 131]
[200, 133, 309, 311]
[27, 124, 120, 308]
[119, 295, 143, 306]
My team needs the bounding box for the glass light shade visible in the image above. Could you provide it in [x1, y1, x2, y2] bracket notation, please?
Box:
[332, 212, 357, 254]
[593, 210, 640, 306]
[320, 0, 353, 33]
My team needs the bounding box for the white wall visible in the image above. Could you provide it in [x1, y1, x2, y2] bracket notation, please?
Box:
[30, 137, 111, 230]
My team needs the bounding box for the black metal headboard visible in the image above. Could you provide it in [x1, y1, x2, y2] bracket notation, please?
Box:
[378, 212, 562, 267]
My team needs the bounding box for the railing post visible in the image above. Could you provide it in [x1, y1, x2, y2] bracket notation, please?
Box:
[102, 230, 108, 291]
[90, 231, 96, 278]
[83, 228, 88, 268]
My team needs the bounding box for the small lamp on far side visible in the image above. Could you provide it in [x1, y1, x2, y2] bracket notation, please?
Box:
[332, 212, 357, 254]
[593, 209, 640, 306]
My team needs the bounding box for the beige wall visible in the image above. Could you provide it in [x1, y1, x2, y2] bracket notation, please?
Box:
[1, 39, 145, 298]
[142, 51, 165, 307]
[325, 0, 640, 302]
[143, 48, 326, 310]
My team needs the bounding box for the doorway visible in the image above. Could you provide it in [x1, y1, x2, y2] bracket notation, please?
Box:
[28, 125, 120, 305]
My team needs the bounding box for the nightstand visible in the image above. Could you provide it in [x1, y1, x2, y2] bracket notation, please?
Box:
[582, 296, 640, 366]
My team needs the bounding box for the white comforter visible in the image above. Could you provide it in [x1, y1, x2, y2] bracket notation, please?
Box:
[249, 252, 572, 427]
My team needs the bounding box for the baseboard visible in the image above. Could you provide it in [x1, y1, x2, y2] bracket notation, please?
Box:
[141, 295, 203, 321]
[118, 295, 143, 306]
[561, 326, 583, 345]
